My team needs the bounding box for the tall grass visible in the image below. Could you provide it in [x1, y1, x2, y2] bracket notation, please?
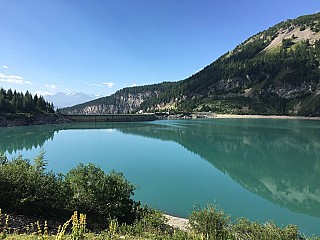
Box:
[2, 206, 319, 240]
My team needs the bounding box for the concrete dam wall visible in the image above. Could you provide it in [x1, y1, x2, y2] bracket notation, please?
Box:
[62, 114, 157, 122]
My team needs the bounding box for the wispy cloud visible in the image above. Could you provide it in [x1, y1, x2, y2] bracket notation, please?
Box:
[2, 65, 9, 69]
[0, 73, 32, 85]
[87, 81, 115, 88]
[90, 83, 102, 87]
[45, 84, 56, 90]
[101, 82, 115, 88]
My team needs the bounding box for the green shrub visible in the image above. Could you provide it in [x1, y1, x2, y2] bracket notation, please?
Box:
[65, 163, 138, 226]
[0, 153, 139, 228]
[189, 204, 231, 239]
[0, 151, 69, 219]
[231, 218, 299, 240]
[300, 25, 306, 31]
[116, 207, 168, 237]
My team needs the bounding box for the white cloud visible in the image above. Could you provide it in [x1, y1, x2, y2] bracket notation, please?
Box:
[2, 66, 9, 69]
[33, 91, 53, 96]
[101, 82, 115, 88]
[45, 84, 56, 90]
[131, 83, 137, 87]
[88, 81, 115, 88]
[90, 83, 102, 87]
[0, 73, 32, 85]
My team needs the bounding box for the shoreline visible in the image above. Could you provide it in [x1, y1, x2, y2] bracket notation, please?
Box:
[1, 112, 320, 127]
[166, 112, 320, 120]
[0, 113, 71, 127]
[213, 114, 320, 120]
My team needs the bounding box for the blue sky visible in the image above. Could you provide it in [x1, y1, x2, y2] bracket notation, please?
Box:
[0, 0, 319, 97]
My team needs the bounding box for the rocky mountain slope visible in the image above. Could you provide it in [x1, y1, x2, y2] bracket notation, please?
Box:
[61, 12, 320, 116]
[61, 82, 177, 114]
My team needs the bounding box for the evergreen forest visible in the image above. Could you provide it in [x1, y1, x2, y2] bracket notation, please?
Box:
[0, 88, 54, 114]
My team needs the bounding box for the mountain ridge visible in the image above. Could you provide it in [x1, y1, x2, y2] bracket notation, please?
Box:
[44, 92, 99, 109]
[61, 12, 320, 116]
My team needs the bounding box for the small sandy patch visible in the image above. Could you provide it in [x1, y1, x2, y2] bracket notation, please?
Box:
[214, 114, 320, 120]
[165, 214, 189, 232]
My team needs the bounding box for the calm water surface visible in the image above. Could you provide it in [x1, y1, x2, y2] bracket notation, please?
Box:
[1, 119, 320, 235]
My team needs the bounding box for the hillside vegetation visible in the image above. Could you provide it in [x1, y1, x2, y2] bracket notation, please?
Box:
[0, 88, 54, 114]
[0, 88, 70, 127]
[61, 12, 320, 116]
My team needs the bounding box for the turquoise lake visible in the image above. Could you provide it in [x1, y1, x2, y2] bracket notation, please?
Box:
[1, 119, 320, 235]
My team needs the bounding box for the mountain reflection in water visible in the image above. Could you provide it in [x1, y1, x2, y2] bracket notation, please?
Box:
[1, 119, 320, 220]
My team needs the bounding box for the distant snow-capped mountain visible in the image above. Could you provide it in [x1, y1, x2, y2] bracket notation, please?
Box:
[45, 92, 99, 108]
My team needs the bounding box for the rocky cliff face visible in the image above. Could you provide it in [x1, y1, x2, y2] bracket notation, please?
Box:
[61, 82, 176, 114]
[65, 92, 153, 114]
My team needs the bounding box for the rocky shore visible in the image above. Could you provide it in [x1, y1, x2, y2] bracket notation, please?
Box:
[214, 114, 320, 120]
[0, 113, 72, 127]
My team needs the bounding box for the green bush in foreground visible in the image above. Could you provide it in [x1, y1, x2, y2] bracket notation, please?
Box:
[0, 151, 69, 219]
[0, 152, 139, 228]
[189, 204, 231, 239]
[232, 218, 299, 240]
[188, 205, 306, 240]
[65, 163, 137, 225]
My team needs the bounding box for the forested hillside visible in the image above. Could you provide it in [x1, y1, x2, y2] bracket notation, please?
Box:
[62, 12, 320, 116]
[0, 88, 70, 127]
[0, 88, 54, 114]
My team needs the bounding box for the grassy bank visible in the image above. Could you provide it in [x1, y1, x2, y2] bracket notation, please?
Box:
[1, 207, 320, 240]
